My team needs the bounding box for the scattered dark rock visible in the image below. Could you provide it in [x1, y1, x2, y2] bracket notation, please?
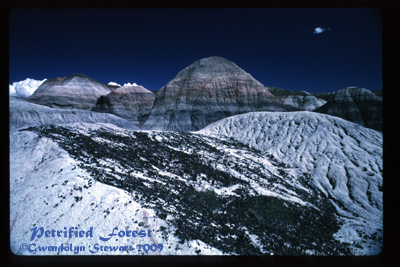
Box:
[25, 124, 353, 255]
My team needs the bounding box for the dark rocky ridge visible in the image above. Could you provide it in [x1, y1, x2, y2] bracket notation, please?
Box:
[92, 85, 156, 126]
[267, 87, 310, 97]
[141, 56, 301, 131]
[268, 87, 327, 111]
[314, 87, 382, 131]
[311, 92, 335, 101]
[28, 74, 112, 110]
[371, 90, 382, 99]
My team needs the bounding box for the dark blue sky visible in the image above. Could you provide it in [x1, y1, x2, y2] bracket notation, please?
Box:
[9, 8, 382, 93]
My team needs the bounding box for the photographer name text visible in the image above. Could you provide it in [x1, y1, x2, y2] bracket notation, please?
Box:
[19, 226, 163, 254]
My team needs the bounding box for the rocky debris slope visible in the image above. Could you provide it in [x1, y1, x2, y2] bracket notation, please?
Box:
[141, 56, 301, 131]
[268, 87, 327, 111]
[314, 87, 383, 131]
[10, 119, 382, 255]
[27, 74, 112, 110]
[92, 85, 155, 126]
[10, 97, 139, 130]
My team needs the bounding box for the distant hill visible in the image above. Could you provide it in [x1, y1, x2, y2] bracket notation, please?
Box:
[142, 56, 301, 131]
[268, 87, 326, 111]
[10, 96, 139, 130]
[28, 74, 112, 110]
[314, 87, 382, 131]
[92, 85, 156, 126]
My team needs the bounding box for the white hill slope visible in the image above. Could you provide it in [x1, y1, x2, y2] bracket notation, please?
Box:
[198, 111, 383, 254]
[198, 112, 382, 223]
